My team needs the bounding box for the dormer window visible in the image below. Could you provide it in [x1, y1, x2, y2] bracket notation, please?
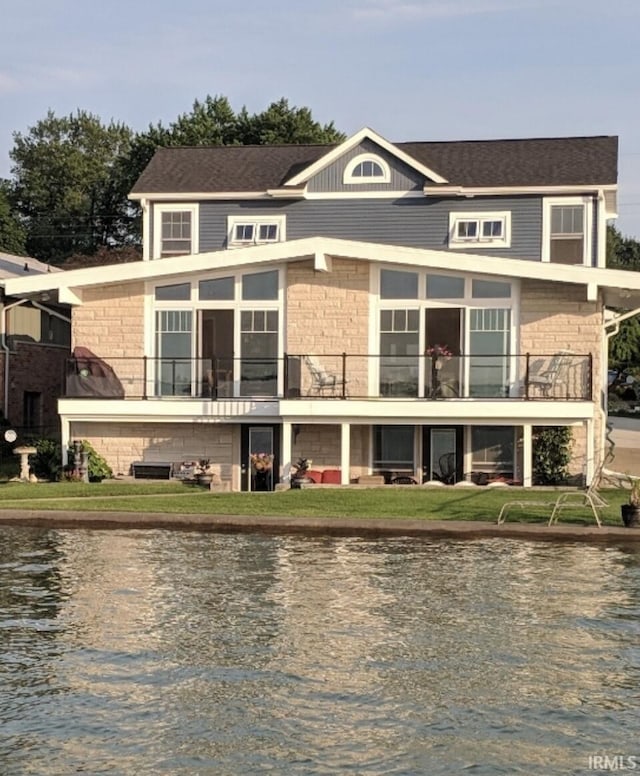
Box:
[343, 154, 391, 184]
[227, 215, 286, 248]
[448, 211, 511, 249]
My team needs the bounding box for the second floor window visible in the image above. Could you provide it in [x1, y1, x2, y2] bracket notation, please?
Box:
[448, 212, 510, 249]
[228, 216, 285, 247]
[549, 204, 584, 264]
[151, 204, 198, 259]
[161, 211, 193, 257]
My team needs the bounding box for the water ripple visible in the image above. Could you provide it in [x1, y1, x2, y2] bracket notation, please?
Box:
[0, 529, 639, 774]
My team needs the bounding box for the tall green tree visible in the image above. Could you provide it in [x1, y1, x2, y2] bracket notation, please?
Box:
[607, 224, 640, 365]
[10, 110, 133, 264]
[0, 180, 26, 255]
[9, 98, 343, 264]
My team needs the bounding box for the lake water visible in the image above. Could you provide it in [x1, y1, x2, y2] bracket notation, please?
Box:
[1, 528, 639, 775]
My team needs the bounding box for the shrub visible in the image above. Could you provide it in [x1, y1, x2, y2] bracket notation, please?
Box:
[79, 440, 113, 482]
[532, 427, 572, 485]
[27, 438, 62, 481]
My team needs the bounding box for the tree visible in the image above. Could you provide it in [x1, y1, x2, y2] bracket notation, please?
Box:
[0, 180, 26, 255]
[10, 110, 133, 264]
[8, 98, 343, 264]
[607, 225, 640, 365]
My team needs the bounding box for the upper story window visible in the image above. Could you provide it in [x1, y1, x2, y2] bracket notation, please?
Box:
[543, 197, 591, 265]
[153, 205, 199, 259]
[448, 212, 511, 249]
[343, 153, 391, 184]
[227, 215, 286, 248]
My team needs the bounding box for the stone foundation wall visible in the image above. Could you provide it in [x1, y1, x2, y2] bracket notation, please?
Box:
[69, 421, 234, 482]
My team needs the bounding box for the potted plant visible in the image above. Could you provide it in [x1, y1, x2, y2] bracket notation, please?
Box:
[195, 459, 215, 487]
[290, 457, 313, 489]
[621, 476, 640, 528]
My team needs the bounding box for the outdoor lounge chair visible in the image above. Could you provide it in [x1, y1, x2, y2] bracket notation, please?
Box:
[497, 478, 605, 527]
[527, 350, 574, 397]
[303, 355, 348, 396]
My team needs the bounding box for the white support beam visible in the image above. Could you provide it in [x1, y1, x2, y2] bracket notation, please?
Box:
[314, 251, 332, 273]
[522, 424, 533, 487]
[341, 422, 351, 485]
[58, 287, 83, 305]
[586, 418, 595, 485]
[281, 421, 292, 484]
[60, 417, 71, 466]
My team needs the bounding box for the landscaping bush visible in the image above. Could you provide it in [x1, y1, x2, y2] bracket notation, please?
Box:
[533, 427, 572, 485]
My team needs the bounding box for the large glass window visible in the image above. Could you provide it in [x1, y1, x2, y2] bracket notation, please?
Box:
[426, 274, 465, 299]
[199, 277, 234, 300]
[155, 283, 191, 301]
[242, 270, 279, 300]
[240, 310, 278, 396]
[155, 311, 193, 396]
[380, 269, 418, 299]
[469, 309, 510, 397]
[379, 309, 419, 397]
[373, 425, 415, 472]
[471, 427, 514, 476]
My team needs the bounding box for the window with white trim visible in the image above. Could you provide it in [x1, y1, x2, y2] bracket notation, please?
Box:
[227, 215, 286, 247]
[343, 153, 391, 184]
[153, 205, 198, 259]
[448, 212, 511, 249]
[542, 197, 591, 265]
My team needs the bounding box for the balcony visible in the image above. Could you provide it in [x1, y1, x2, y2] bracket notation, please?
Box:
[63, 352, 593, 402]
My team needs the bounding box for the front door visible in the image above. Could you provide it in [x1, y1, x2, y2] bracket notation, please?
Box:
[422, 426, 463, 483]
[241, 424, 280, 491]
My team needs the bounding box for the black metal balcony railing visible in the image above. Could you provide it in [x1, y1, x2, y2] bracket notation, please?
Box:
[63, 353, 594, 402]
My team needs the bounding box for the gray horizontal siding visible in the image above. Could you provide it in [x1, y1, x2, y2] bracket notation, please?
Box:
[197, 196, 542, 259]
[308, 138, 424, 193]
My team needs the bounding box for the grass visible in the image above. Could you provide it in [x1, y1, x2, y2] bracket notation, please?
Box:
[0, 480, 631, 526]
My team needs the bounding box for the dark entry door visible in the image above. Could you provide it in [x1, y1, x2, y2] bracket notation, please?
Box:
[422, 426, 463, 484]
[241, 424, 281, 491]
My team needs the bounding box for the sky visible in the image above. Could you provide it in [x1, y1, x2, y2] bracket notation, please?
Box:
[2, 0, 640, 238]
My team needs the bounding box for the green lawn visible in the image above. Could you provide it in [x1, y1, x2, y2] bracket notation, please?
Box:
[0, 480, 630, 525]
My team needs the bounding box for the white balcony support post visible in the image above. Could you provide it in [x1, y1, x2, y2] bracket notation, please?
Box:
[585, 419, 595, 485]
[60, 417, 71, 466]
[281, 421, 292, 484]
[341, 423, 351, 485]
[522, 424, 533, 487]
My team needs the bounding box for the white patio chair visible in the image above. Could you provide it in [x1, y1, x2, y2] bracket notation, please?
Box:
[303, 355, 348, 396]
[528, 350, 574, 397]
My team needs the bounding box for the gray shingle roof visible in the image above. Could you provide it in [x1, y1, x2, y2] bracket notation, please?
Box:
[0, 251, 58, 281]
[130, 135, 618, 195]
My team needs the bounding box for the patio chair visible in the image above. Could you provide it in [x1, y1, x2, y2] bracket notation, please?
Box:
[528, 350, 574, 397]
[303, 355, 348, 396]
[497, 478, 605, 527]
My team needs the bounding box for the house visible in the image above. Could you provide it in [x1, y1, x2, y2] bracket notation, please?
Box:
[0, 251, 71, 438]
[4, 127, 640, 489]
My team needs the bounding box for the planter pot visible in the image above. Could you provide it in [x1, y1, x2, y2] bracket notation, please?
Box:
[621, 504, 640, 528]
[196, 474, 213, 487]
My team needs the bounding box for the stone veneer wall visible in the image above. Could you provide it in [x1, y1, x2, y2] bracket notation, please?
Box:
[286, 258, 370, 395]
[520, 279, 603, 478]
[292, 424, 369, 480]
[69, 421, 234, 482]
[72, 282, 146, 397]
